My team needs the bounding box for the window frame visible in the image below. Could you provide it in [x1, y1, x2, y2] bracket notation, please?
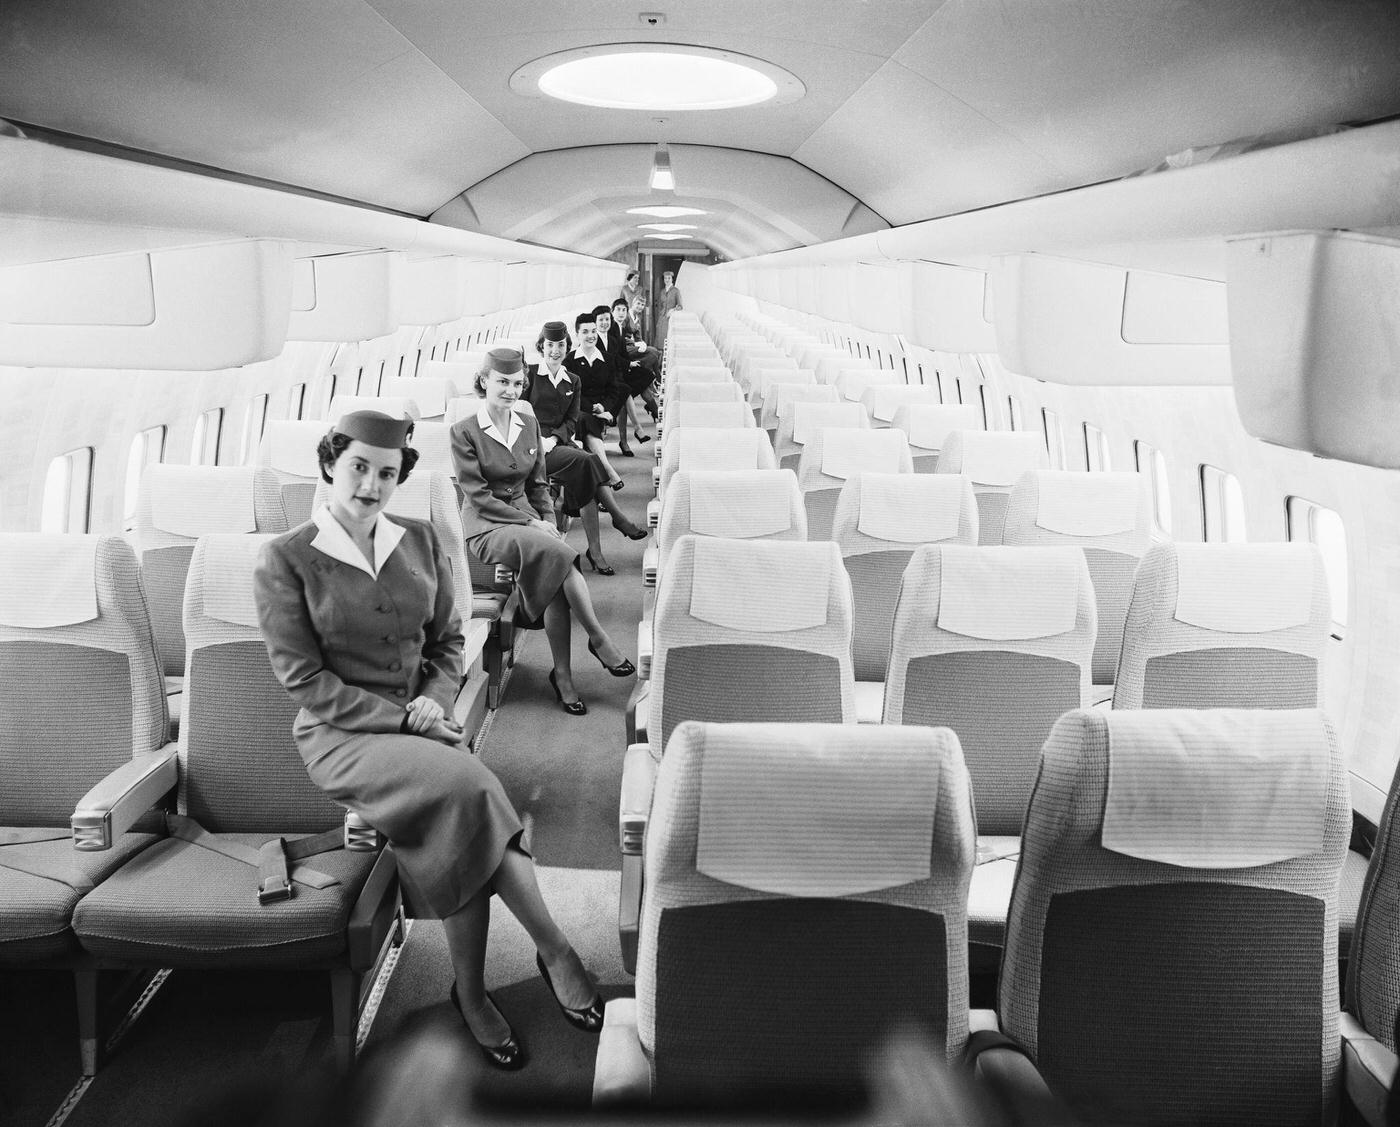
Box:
[41, 446, 95, 533]
[1134, 439, 1173, 536]
[1286, 495, 1348, 639]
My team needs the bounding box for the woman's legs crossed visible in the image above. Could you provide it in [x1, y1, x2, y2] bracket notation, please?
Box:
[560, 570, 627, 667]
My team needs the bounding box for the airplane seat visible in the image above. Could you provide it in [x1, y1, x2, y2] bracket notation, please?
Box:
[132, 465, 289, 729]
[326, 394, 421, 421]
[379, 375, 454, 419]
[650, 427, 778, 532]
[834, 367, 900, 406]
[71, 534, 405, 1071]
[795, 427, 913, 541]
[661, 380, 745, 409]
[934, 431, 1050, 543]
[986, 708, 1348, 1127]
[883, 544, 1096, 970]
[889, 403, 983, 474]
[1111, 541, 1330, 710]
[814, 353, 875, 385]
[658, 400, 753, 442]
[774, 400, 869, 472]
[257, 419, 331, 526]
[1342, 756, 1400, 1127]
[1002, 471, 1154, 688]
[749, 366, 814, 420]
[733, 350, 795, 392]
[859, 383, 942, 430]
[597, 721, 976, 1109]
[831, 474, 978, 722]
[759, 377, 830, 436]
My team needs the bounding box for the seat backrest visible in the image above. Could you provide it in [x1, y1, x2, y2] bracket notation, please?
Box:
[815, 353, 874, 384]
[651, 537, 855, 758]
[416, 359, 475, 396]
[832, 474, 978, 681]
[1346, 756, 1400, 1054]
[327, 394, 419, 420]
[890, 404, 983, 473]
[657, 471, 806, 571]
[379, 376, 454, 418]
[637, 721, 976, 1104]
[935, 431, 1050, 544]
[795, 428, 913, 541]
[884, 545, 1095, 835]
[775, 400, 869, 469]
[182, 535, 348, 833]
[860, 384, 943, 428]
[1002, 708, 1347, 1127]
[666, 381, 746, 406]
[0, 535, 168, 826]
[760, 379, 834, 432]
[1112, 541, 1330, 710]
[408, 420, 460, 485]
[658, 428, 778, 502]
[750, 366, 814, 409]
[1002, 471, 1154, 685]
[133, 465, 289, 677]
[834, 367, 900, 403]
[664, 401, 754, 431]
[257, 420, 331, 526]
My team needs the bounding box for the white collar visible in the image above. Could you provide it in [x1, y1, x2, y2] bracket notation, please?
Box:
[544, 365, 571, 388]
[571, 344, 601, 362]
[310, 506, 406, 579]
[476, 402, 523, 451]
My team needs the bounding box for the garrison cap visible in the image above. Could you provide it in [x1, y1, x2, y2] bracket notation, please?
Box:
[485, 347, 525, 374]
[334, 410, 414, 447]
[541, 321, 568, 342]
[591, 304, 612, 318]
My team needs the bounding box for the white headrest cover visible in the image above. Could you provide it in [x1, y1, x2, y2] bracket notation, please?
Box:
[1173, 544, 1316, 633]
[0, 535, 99, 627]
[896, 405, 981, 451]
[1034, 472, 1143, 537]
[266, 421, 326, 478]
[384, 475, 431, 520]
[672, 402, 749, 429]
[956, 432, 1046, 486]
[687, 471, 796, 539]
[936, 546, 1081, 640]
[382, 377, 450, 418]
[861, 385, 939, 423]
[694, 723, 938, 896]
[1101, 709, 1330, 867]
[674, 428, 766, 472]
[149, 466, 258, 537]
[688, 537, 833, 633]
[793, 402, 867, 446]
[757, 368, 814, 396]
[418, 359, 476, 390]
[774, 383, 839, 419]
[858, 474, 965, 544]
[202, 534, 278, 628]
[329, 395, 419, 420]
[836, 368, 897, 402]
[820, 428, 910, 481]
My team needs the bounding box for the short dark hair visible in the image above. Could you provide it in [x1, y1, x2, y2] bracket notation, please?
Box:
[626, 270, 638, 283]
[611, 297, 629, 312]
[316, 430, 419, 485]
[575, 311, 596, 331]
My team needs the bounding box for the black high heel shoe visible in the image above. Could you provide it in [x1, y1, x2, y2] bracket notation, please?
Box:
[587, 640, 636, 678]
[450, 981, 525, 1070]
[536, 953, 604, 1034]
[608, 479, 625, 491]
[619, 447, 635, 458]
[634, 429, 652, 444]
[548, 670, 587, 716]
[613, 519, 647, 542]
[584, 549, 615, 576]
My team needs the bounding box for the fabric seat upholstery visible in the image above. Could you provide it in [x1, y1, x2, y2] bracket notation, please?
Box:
[795, 427, 914, 541]
[934, 431, 1049, 544]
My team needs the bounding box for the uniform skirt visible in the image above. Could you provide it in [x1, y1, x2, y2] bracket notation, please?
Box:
[546, 443, 609, 515]
[466, 521, 580, 628]
[299, 723, 525, 919]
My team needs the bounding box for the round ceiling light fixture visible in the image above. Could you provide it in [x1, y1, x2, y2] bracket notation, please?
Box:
[638, 223, 697, 232]
[643, 234, 696, 241]
[627, 206, 709, 219]
[512, 45, 805, 111]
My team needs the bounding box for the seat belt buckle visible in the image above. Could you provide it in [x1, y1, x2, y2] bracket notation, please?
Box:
[258, 876, 294, 904]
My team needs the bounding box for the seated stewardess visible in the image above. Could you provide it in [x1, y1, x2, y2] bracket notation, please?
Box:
[883, 544, 1096, 970]
[830, 474, 979, 720]
[599, 721, 977, 1109]
[759, 377, 831, 435]
[795, 427, 914, 542]
[1112, 540, 1330, 710]
[774, 400, 870, 471]
[890, 404, 983, 474]
[649, 427, 778, 531]
[934, 431, 1050, 544]
[258, 420, 338, 525]
[860, 384, 943, 430]
[981, 708, 1347, 1127]
[1002, 471, 1154, 689]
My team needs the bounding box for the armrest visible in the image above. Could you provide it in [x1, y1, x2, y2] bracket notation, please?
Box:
[619, 852, 643, 977]
[651, 467, 661, 491]
[626, 681, 650, 746]
[72, 744, 179, 851]
[646, 497, 660, 528]
[592, 998, 650, 1107]
[344, 810, 381, 851]
[642, 545, 659, 588]
[964, 1030, 1060, 1119]
[1342, 1012, 1398, 1127]
[461, 617, 490, 674]
[637, 619, 653, 680]
[619, 743, 658, 854]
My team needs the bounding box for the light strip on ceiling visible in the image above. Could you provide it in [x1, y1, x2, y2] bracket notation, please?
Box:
[627, 206, 709, 219]
[638, 223, 696, 232]
[650, 144, 674, 192]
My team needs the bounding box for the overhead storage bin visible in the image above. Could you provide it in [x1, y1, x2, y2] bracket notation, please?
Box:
[397, 255, 473, 324]
[849, 261, 912, 335]
[288, 250, 401, 342]
[0, 239, 292, 370]
[992, 253, 1229, 385]
[908, 261, 996, 353]
[1228, 229, 1400, 469]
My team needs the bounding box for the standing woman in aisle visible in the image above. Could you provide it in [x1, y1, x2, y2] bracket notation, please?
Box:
[254, 410, 604, 1073]
[525, 321, 647, 576]
[654, 269, 683, 352]
[452, 349, 636, 716]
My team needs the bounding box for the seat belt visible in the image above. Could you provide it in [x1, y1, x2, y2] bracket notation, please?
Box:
[165, 814, 345, 904]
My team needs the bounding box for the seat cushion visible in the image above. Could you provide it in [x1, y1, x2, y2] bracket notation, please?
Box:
[72, 833, 377, 967]
[471, 592, 507, 620]
[0, 831, 161, 964]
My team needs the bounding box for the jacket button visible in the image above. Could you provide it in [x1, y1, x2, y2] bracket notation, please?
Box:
[388, 661, 402, 672]
[383, 634, 397, 644]
[393, 688, 407, 698]
[377, 604, 391, 613]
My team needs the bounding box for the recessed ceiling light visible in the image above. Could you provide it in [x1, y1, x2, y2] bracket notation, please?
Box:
[512, 45, 805, 111]
[638, 223, 696, 232]
[644, 234, 695, 241]
[627, 206, 708, 218]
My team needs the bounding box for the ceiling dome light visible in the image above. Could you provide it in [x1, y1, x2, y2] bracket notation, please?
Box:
[644, 234, 695, 241]
[638, 223, 697, 233]
[627, 206, 709, 219]
[513, 45, 805, 111]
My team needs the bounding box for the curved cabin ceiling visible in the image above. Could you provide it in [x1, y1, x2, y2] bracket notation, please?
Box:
[2, 0, 1399, 261]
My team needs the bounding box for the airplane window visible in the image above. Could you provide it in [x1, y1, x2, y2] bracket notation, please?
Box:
[1134, 440, 1173, 535]
[1200, 464, 1247, 543]
[1084, 423, 1112, 471]
[190, 408, 224, 466]
[41, 447, 93, 533]
[978, 386, 990, 429]
[954, 377, 965, 405]
[413, 349, 424, 377]
[355, 366, 365, 394]
[1042, 408, 1065, 469]
[1287, 497, 1348, 637]
[1006, 395, 1023, 431]
[376, 361, 387, 394]
[287, 383, 306, 420]
[123, 425, 167, 527]
[239, 396, 269, 466]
